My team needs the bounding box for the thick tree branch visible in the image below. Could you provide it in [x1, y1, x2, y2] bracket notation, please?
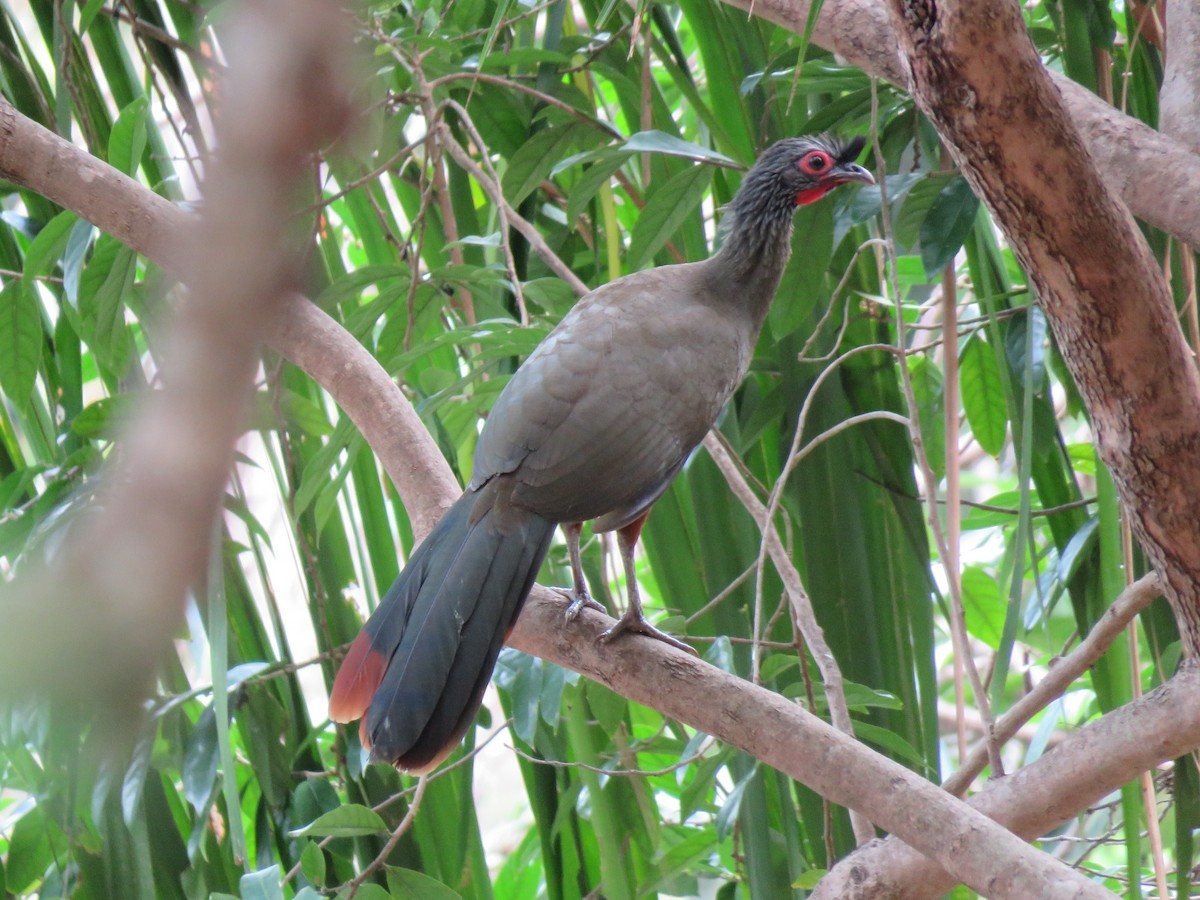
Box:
[511, 593, 1129, 898]
[883, 0, 1200, 656]
[814, 660, 1200, 898]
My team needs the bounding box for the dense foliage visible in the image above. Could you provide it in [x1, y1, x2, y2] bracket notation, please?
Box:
[0, 0, 1191, 897]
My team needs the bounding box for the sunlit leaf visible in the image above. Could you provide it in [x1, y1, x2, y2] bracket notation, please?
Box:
[290, 804, 388, 838]
[960, 334, 1007, 457]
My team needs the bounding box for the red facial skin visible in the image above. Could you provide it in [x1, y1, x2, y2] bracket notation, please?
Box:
[794, 149, 851, 206]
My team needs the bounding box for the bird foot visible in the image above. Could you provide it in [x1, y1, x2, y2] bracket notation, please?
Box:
[553, 585, 608, 621]
[599, 611, 697, 655]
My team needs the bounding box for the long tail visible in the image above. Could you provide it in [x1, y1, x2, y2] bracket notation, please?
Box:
[329, 487, 554, 771]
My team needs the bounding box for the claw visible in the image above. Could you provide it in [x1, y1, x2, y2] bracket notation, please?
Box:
[553, 585, 608, 621]
[598, 609, 697, 655]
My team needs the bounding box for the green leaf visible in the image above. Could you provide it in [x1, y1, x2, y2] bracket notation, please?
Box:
[961, 565, 1005, 649]
[1058, 516, 1100, 585]
[716, 766, 755, 842]
[78, 0, 108, 32]
[851, 721, 929, 771]
[239, 865, 284, 900]
[386, 867, 465, 899]
[0, 282, 41, 408]
[1005, 305, 1048, 389]
[108, 96, 149, 176]
[959, 335, 1007, 457]
[182, 705, 220, 811]
[622, 130, 737, 166]
[893, 172, 955, 248]
[907, 356, 945, 481]
[121, 723, 156, 825]
[501, 123, 595, 206]
[77, 235, 137, 377]
[793, 869, 828, 889]
[565, 153, 628, 224]
[299, 841, 326, 887]
[289, 803, 388, 838]
[626, 164, 713, 271]
[5, 806, 51, 895]
[23, 209, 77, 281]
[919, 176, 979, 277]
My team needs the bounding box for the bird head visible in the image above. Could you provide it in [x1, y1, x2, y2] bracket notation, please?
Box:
[774, 134, 875, 206]
[728, 134, 875, 231]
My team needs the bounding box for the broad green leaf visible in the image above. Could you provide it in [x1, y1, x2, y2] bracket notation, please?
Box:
[715, 766, 755, 842]
[289, 804, 388, 838]
[299, 841, 326, 887]
[907, 356, 945, 481]
[894, 172, 955, 248]
[959, 335, 1008, 457]
[919, 176, 979, 277]
[793, 869, 828, 889]
[385, 867, 464, 899]
[4, 806, 51, 895]
[78, 0, 108, 31]
[121, 722, 155, 825]
[502, 123, 597, 206]
[22, 208, 76, 280]
[240, 865, 284, 900]
[0, 282, 40, 408]
[182, 705, 219, 811]
[961, 565, 1005, 649]
[1058, 516, 1100, 585]
[565, 153, 628, 224]
[108, 96, 149, 176]
[1005, 305, 1048, 390]
[77, 235, 136, 376]
[626, 164, 713, 271]
[622, 130, 737, 166]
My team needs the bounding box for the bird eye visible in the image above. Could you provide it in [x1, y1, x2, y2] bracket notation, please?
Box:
[799, 151, 831, 175]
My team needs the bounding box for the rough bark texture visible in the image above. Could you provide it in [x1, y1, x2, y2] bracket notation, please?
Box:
[1160, 0, 1200, 150]
[884, 0, 1200, 653]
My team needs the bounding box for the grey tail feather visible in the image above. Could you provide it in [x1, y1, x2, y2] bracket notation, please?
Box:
[361, 489, 555, 768]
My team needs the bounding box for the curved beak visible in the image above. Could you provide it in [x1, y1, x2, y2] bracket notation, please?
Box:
[828, 161, 875, 187]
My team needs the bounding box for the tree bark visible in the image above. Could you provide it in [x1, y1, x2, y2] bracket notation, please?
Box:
[876, 0, 1200, 654]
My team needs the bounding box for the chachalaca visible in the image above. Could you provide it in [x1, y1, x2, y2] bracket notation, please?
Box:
[329, 134, 874, 771]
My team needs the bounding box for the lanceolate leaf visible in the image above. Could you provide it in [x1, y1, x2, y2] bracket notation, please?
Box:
[919, 175, 979, 277]
[0, 282, 40, 408]
[289, 804, 388, 838]
[960, 334, 1008, 457]
[626, 164, 713, 271]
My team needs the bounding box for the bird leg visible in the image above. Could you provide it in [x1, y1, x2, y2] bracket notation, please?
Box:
[555, 521, 608, 620]
[599, 516, 696, 655]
